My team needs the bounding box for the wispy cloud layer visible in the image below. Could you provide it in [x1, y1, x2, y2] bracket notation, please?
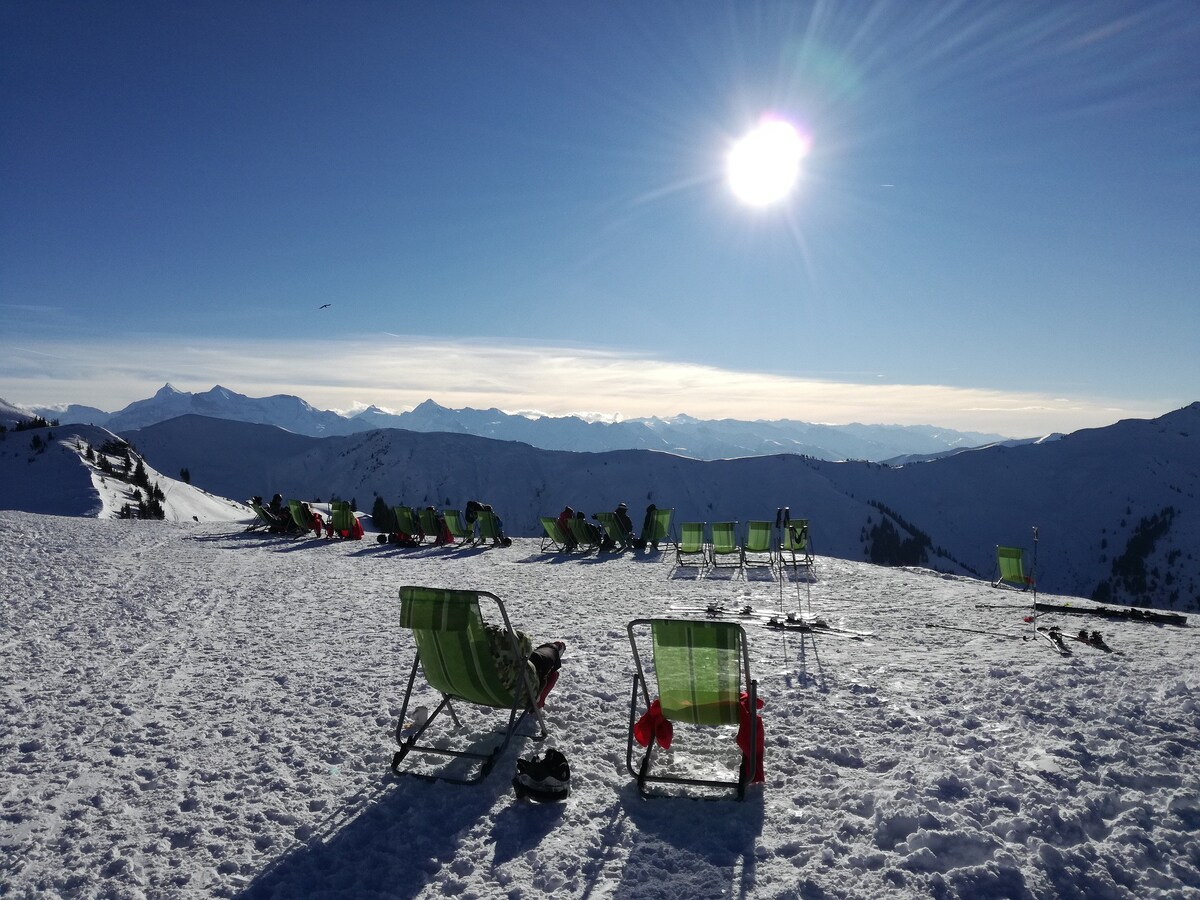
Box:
[0, 335, 1178, 437]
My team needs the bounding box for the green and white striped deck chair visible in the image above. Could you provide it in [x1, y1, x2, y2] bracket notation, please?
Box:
[539, 516, 570, 552]
[392, 505, 423, 541]
[642, 507, 673, 550]
[595, 511, 632, 552]
[392, 586, 546, 783]
[327, 500, 358, 539]
[626, 618, 759, 800]
[742, 520, 776, 569]
[675, 522, 706, 566]
[780, 519, 814, 571]
[993, 546, 1033, 590]
[418, 507, 441, 544]
[287, 499, 321, 537]
[569, 516, 601, 552]
[708, 521, 741, 568]
[476, 509, 504, 546]
[442, 509, 474, 545]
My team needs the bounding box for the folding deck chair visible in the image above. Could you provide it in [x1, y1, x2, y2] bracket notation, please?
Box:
[326, 500, 362, 539]
[476, 509, 508, 546]
[642, 507, 673, 550]
[391, 586, 547, 784]
[675, 521, 707, 566]
[418, 507, 442, 543]
[993, 546, 1034, 590]
[287, 499, 323, 537]
[569, 516, 601, 553]
[392, 505, 424, 542]
[708, 521, 741, 568]
[741, 520, 776, 569]
[539, 516, 571, 552]
[626, 618, 760, 800]
[443, 509, 474, 545]
[595, 511, 632, 552]
[779, 519, 814, 571]
[246, 500, 286, 533]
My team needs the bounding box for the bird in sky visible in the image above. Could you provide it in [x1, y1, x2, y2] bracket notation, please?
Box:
[318, 303, 331, 309]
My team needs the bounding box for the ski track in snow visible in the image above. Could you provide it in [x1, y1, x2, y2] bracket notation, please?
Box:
[1, 511, 1198, 899]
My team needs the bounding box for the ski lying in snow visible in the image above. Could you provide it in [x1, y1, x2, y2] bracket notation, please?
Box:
[1063, 628, 1113, 653]
[670, 604, 874, 637]
[1034, 626, 1072, 657]
[756, 617, 869, 642]
[976, 601, 1186, 627]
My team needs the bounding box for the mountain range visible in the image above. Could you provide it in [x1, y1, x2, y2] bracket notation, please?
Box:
[24, 383, 1018, 463]
[5, 388, 1195, 612]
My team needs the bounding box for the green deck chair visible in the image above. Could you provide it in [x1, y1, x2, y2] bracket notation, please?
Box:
[626, 618, 759, 800]
[392, 505, 423, 541]
[246, 500, 280, 532]
[476, 509, 505, 546]
[418, 507, 441, 544]
[742, 520, 776, 569]
[287, 499, 321, 537]
[708, 521, 741, 568]
[539, 516, 570, 552]
[675, 521, 706, 566]
[569, 516, 601, 552]
[779, 519, 814, 571]
[642, 507, 673, 550]
[327, 500, 360, 539]
[442, 509, 473, 545]
[994, 546, 1033, 590]
[392, 586, 546, 783]
[595, 511, 632, 552]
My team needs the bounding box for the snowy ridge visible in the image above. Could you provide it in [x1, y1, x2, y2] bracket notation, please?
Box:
[0, 422, 250, 523]
[117, 405, 1200, 610]
[0, 516, 1197, 898]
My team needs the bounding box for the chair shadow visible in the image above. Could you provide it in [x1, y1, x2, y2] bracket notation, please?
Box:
[612, 780, 766, 900]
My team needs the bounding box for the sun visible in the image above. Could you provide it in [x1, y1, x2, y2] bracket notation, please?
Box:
[726, 119, 810, 207]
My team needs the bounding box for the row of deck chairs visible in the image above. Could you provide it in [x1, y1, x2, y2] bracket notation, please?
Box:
[675, 519, 814, 571]
[538, 507, 675, 553]
[248, 497, 362, 539]
[391, 586, 761, 800]
[380, 505, 506, 547]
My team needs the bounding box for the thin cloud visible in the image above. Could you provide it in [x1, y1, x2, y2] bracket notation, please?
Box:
[0, 335, 1177, 437]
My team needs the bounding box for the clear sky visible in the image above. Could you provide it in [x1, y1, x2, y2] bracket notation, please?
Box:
[2, 1, 1197, 436]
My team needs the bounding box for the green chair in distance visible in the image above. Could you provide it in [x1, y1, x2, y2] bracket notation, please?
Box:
[418, 507, 442, 544]
[742, 520, 776, 569]
[595, 511, 632, 552]
[392, 505, 423, 542]
[539, 516, 571, 552]
[443, 509, 474, 545]
[994, 546, 1033, 590]
[626, 617, 760, 800]
[287, 499, 323, 537]
[675, 522, 707, 566]
[641, 507, 673, 551]
[476, 509, 509, 546]
[708, 521, 741, 568]
[569, 516, 601, 552]
[327, 500, 362, 539]
[780, 519, 814, 571]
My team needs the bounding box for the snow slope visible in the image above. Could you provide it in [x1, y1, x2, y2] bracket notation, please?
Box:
[122, 405, 1200, 608]
[0, 424, 251, 524]
[1, 513, 1197, 898]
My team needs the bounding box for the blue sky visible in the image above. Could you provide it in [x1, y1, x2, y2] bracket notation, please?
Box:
[2, 1, 1197, 436]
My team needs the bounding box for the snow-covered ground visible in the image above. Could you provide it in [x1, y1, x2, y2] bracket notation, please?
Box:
[2, 511, 1197, 899]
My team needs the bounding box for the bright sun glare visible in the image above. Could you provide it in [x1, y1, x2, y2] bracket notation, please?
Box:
[726, 119, 810, 207]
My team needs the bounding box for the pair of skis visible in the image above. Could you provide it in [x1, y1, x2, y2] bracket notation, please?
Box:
[1035, 625, 1113, 655]
[669, 603, 872, 641]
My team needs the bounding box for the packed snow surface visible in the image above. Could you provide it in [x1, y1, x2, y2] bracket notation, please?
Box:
[1, 512, 1198, 899]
